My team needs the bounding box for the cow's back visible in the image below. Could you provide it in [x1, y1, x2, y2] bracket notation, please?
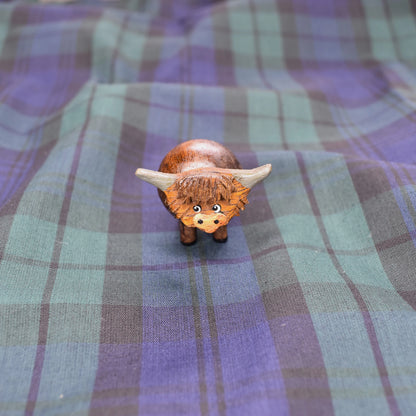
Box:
[158, 139, 241, 174]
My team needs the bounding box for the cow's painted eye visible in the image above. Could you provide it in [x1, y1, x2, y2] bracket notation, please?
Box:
[212, 204, 221, 213]
[193, 205, 201, 213]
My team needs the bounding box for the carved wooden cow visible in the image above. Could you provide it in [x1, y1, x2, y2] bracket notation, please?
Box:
[135, 139, 271, 245]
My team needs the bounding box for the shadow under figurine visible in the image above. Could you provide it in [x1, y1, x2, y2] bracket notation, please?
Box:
[135, 139, 271, 245]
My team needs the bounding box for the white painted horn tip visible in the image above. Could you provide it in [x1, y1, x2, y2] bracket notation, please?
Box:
[135, 167, 159, 178]
[253, 163, 272, 179]
[262, 164, 272, 175]
[134, 167, 177, 191]
[229, 163, 272, 189]
[135, 168, 146, 177]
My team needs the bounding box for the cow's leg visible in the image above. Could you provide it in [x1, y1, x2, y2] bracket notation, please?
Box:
[180, 222, 197, 245]
[213, 225, 227, 243]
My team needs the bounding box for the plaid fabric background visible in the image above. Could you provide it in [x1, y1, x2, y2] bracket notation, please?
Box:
[0, 0, 416, 415]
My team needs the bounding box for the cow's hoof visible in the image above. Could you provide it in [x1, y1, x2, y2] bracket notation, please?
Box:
[181, 239, 197, 246]
[213, 237, 227, 243]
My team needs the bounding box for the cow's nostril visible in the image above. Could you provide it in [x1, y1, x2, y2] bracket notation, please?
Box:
[214, 220, 219, 224]
[198, 219, 203, 224]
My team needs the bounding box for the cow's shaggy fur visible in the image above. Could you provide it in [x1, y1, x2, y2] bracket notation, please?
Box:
[163, 172, 250, 220]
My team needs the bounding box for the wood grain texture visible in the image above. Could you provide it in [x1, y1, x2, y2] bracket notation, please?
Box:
[152, 140, 257, 243]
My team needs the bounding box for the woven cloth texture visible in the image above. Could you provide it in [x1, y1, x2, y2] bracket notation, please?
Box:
[0, 1, 416, 415]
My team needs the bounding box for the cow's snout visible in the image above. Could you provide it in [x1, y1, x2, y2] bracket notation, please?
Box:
[193, 213, 227, 233]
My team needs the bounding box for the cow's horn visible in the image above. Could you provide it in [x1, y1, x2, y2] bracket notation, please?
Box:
[229, 164, 272, 189]
[135, 168, 177, 191]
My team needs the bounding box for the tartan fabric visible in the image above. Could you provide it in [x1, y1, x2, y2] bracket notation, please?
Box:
[0, 0, 416, 415]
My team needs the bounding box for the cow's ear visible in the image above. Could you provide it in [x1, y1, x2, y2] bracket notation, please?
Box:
[229, 164, 272, 189]
[135, 168, 177, 191]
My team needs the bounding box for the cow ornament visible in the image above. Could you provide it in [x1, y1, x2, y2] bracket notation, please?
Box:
[135, 139, 272, 245]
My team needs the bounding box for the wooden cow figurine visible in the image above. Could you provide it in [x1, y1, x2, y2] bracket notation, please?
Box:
[135, 139, 271, 245]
